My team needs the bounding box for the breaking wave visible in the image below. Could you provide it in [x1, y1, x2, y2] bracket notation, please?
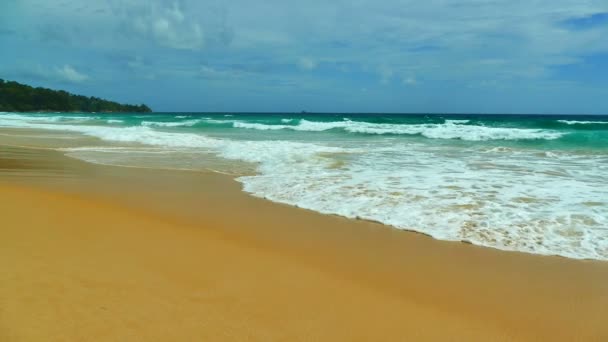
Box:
[141, 119, 203, 127]
[558, 120, 608, 125]
[234, 119, 565, 141]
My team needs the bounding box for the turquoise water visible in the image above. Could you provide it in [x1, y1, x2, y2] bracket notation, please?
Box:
[1, 112, 607, 260]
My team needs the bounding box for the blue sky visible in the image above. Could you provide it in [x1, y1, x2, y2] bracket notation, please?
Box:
[1, 0, 608, 114]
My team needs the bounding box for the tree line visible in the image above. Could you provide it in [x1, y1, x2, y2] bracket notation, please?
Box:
[0, 79, 152, 113]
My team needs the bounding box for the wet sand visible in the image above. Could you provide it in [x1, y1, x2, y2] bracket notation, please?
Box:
[1, 144, 608, 341]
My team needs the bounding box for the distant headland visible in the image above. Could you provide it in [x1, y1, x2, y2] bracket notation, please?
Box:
[0, 79, 151, 113]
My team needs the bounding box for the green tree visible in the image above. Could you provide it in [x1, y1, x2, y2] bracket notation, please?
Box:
[0, 79, 152, 113]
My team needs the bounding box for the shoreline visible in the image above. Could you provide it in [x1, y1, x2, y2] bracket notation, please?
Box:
[1, 113, 605, 261]
[5, 138, 608, 263]
[2, 143, 608, 340]
[2, 136, 604, 262]
[1, 137, 602, 262]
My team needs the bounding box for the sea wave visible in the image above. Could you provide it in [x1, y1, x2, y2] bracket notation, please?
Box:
[233, 122, 288, 130]
[233, 119, 565, 141]
[1, 113, 606, 261]
[558, 120, 608, 125]
[203, 119, 234, 124]
[0, 113, 92, 123]
[141, 119, 203, 127]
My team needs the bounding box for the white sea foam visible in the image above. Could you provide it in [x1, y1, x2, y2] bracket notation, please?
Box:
[558, 120, 608, 125]
[281, 118, 294, 123]
[0, 113, 67, 123]
[203, 119, 234, 124]
[60, 146, 171, 153]
[0, 116, 219, 148]
[141, 119, 203, 127]
[1, 113, 606, 260]
[233, 119, 565, 141]
[0, 113, 104, 125]
[236, 144, 608, 261]
[60, 116, 96, 121]
[107, 119, 124, 124]
[234, 122, 288, 130]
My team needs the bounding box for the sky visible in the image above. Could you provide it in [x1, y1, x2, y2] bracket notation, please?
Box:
[1, 0, 608, 114]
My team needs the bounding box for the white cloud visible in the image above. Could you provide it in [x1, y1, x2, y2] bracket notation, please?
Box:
[232, 29, 291, 48]
[403, 77, 416, 85]
[125, 1, 204, 50]
[153, 18, 170, 36]
[55, 65, 88, 83]
[379, 67, 394, 84]
[18, 0, 608, 75]
[167, 2, 185, 23]
[198, 65, 249, 80]
[297, 57, 317, 71]
[7, 0, 608, 112]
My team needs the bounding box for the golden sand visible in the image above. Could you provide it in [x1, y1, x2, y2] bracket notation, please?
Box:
[1, 145, 608, 341]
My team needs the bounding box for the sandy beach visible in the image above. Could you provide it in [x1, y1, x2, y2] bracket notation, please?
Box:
[4, 0, 608, 339]
[1, 143, 608, 341]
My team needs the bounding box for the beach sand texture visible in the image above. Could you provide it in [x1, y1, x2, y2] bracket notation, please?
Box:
[1, 144, 608, 341]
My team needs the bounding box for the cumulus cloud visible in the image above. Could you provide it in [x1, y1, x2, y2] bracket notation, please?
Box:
[3, 0, 608, 112]
[128, 2, 204, 50]
[12, 0, 608, 77]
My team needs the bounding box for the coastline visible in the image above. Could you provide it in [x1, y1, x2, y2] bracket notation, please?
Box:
[2, 143, 608, 341]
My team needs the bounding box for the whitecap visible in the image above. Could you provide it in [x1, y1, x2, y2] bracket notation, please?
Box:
[558, 120, 608, 125]
[204, 119, 235, 124]
[233, 119, 565, 141]
[234, 122, 290, 130]
[445, 119, 470, 124]
[141, 119, 203, 127]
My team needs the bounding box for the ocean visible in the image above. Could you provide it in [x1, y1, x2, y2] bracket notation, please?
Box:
[1, 112, 607, 260]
